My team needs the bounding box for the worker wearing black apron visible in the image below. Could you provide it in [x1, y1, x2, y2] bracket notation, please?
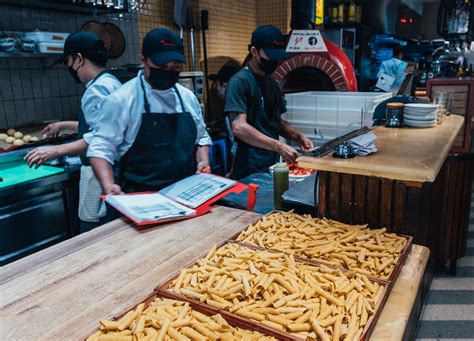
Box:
[224, 25, 314, 180]
[25, 32, 121, 232]
[119, 78, 197, 193]
[87, 28, 212, 195]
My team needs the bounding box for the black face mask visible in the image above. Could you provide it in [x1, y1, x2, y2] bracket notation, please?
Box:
[148, 67, 180, 90]
[66, 56, 82, 84]
[257, 55, 279, 75]
[67, 66, 82, 84]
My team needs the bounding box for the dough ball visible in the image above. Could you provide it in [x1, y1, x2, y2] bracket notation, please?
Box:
[23, 135, 32, 142]
[14, 131, 24, 139]
[7, 128, 16, 136]
[5, 136, 15, 144]
[0, 133, 7, 141]
[13, 139, 25, 146]
[30, 136, 40, 142]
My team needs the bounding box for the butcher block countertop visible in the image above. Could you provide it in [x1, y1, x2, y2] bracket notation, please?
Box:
[0, 206, 429, 340]
[298, 114, 464, 183]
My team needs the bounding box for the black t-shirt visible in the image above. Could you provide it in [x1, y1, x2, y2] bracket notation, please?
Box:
[224, 66, 285, 179]
[224, 67, 285, 133]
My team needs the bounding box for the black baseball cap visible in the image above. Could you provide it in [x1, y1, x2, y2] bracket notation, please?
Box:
[142, 28, 185, 65]
[54, 31, 108, 65]
[209, 62, 241, 82]
[251, 25, 288, 61]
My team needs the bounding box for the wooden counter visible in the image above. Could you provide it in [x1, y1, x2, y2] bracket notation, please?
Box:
[298, 115, 464, 183]
[298, 114, 473, 266]
[0, 206, 429, 340]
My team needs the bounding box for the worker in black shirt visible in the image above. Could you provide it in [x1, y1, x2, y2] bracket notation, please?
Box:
[224, 25, 313, 180]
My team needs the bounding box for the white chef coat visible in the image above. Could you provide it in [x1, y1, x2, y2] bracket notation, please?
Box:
[87, 70, 212, 164]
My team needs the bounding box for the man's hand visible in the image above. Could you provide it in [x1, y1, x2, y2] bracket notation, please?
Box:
[276, 141, 299, 163]
[297, 134, 314, 151]
[196, 161, 211, 173]
[24, 146, 62, 168]
[42, 122, 65, 139]
[104, 183, 124, 195]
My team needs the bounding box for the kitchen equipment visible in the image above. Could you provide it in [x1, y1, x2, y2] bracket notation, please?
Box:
[201, 9, 211, 120]
[36, 42, 64, 54]
[385, 102, 404, 128]
[102, 22, 126, 59]
[80, 20, 112, 52]
[24, 31, 69, 43]
[332, 142, 355, 159]
[0, 159, 64, 189]
[173, 0, 192, 39]
[303, 126, 374, 157]
[0, 38, 16, 52]
[284, 91, 391, 144]
[18, 39, 35, 52]
[178, 71, 204, 99]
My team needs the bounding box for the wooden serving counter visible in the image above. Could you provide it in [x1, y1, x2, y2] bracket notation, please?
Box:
[299, 115, 464, 183]
[298, 115, 473, 270]
[0, 207, 429, 340]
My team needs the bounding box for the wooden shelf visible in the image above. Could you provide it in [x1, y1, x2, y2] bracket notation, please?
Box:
[0, 52, 60, 58]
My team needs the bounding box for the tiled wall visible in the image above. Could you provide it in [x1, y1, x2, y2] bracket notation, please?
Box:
[137, 0, 291, 121]
[0, 4, 140, 129]
[0, 1, 292, 128]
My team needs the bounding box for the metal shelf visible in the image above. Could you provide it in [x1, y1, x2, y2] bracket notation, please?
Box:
[0, 0, 128, 15]
[0, 52, 60, 58]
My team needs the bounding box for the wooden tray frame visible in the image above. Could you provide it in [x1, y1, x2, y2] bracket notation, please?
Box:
[85, 291, 290, 340]
[156, 240, 391, 341]
[228, 210, 413, 286]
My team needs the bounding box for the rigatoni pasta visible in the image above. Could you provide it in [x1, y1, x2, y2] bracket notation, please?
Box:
[87, 297, 276, 341]
[236, 211, 408, 280]
[169, 243, 386, 339]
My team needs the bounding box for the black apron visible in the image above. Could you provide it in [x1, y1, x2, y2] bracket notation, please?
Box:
[119, 78, 198, 193]
[232, 67, 282, 180]
[77, 70, 110, 166]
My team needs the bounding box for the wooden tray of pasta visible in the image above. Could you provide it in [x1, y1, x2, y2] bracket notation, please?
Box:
[86, 292, 287, 341]
[157, 241, 390, 341]
[230, 211, 413, 284]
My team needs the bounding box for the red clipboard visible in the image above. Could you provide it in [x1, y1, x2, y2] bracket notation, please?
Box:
[101, 181, 251, 228]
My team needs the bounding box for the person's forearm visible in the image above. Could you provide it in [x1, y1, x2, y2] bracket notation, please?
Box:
[233, 121, 280, 152]
[57, 139, 88, 157]
[61, 121, 79, 132]
[280, 120, 301, 142]
[196, 145, 210, 164]
[90, 157, 115, 190]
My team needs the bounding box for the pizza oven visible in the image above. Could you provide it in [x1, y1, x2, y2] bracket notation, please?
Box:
[272, 0, 358, 93]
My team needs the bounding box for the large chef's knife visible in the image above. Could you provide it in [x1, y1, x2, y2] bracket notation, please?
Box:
[299, 126, 376, 158]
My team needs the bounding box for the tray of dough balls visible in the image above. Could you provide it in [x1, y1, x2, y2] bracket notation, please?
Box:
[0, 123, 77, 152]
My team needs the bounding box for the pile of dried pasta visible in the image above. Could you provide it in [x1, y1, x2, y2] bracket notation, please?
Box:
[87, 297, 276, 341]
[237, 211, 408, 280]
[170, 243, 385, 340]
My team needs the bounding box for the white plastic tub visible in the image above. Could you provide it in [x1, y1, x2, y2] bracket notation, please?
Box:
[24, 31, 69, 43]
[36, 42, 64, 54]
[283, 91, 391, 143]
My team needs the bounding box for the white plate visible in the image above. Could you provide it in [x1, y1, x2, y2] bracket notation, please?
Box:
[404, 113, 437, 121]
[404, 119, 437, 128]
[404, 109, 437, 115]
[405, 104, 438, 110]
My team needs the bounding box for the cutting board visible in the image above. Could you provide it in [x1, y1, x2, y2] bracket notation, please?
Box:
[0, 160, 64, 189]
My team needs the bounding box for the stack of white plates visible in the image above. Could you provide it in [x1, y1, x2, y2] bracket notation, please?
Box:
[404, 104, 438, 128]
